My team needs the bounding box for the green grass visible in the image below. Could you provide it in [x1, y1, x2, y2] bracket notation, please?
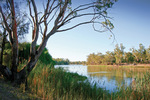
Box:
[17, 62, 150, 100]
[26, 62, 111, 100]
[112, 71, 150, 100]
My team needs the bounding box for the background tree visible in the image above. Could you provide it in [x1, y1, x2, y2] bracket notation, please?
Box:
[131, 44, 146, 63]
[146, 46, 150, 63]
[103, 51, 115, 65]
[96, 53, 104, 64]
[54, 58, 70, 65]
[0, 0, 117, 84]
[131, 48, 139, 63]
[86, 44, 150, 65]
[87, 53, 97, 65]
[124, 52, 134, 64]
[138, 44, 146, 63]
[87, 53, 104, 65]
[114, 43, 125, 64]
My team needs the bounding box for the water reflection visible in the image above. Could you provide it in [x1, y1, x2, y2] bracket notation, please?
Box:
[87, 66, 133, 92]
[55, 65, 150, 92]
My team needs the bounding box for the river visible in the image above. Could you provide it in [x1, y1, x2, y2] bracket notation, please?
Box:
[54, 65, 150, 92]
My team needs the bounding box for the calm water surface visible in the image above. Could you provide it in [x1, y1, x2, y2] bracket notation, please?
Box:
[55, 65, 150, 92]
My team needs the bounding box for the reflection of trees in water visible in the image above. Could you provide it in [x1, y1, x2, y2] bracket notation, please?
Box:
[87, 66, 150, 86]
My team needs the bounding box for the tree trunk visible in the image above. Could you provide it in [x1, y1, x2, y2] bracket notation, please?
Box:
[9, 0, 19, 81]
[17, 38, 48, 84]
[11, 41, 19, 81]
[0, 30, 6, 65]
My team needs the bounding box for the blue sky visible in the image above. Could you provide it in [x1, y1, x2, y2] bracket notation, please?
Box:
[25, 0, 150, 61]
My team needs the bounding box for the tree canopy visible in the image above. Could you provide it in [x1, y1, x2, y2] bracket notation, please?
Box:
[87, 43, 150, 65]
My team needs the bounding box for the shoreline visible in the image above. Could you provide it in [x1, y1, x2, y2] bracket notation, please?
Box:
[87, 64, 150, 67]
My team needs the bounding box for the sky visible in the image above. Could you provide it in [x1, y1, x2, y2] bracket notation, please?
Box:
[25, 0, 150, 61]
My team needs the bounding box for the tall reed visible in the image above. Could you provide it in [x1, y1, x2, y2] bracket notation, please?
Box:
[26, 62, 111, 100]
[24, 62, 150, 100]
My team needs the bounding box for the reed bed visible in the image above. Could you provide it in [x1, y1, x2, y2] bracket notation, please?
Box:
[20, 62, 150, 100]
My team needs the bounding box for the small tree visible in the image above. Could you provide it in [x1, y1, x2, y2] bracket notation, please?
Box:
[124, 52, 134, 64]
[0, 0, 117, 84]
[104, 51, 115, 65]
[146, 46, 150, 63]
[114, 43, 125, 64]
[131, 44, 146, 63]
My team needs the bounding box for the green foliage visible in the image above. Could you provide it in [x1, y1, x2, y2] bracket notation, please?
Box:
[87, 43, 150, 65]
[114, 43, 125, 64]
[53, 58, 70, 65]
[124, 52, 134, 63]
[39, 48, 55, 65]
[131, 44, 147, 63]
[19, 42, 54, 65]
[3, 49, 11, 67]
[87, 53, 104, 65]
[19, 42, 30, 61]
[27, 62, 111, 100]
[26, 62, 150, 100]
[70, 61, 86, 65]
[2, 43, 11, 67]
[146, 46, 150, 62]
[103, 51, 115, 65]
[1, 42, 54, 69]
[102, 19, 114, 29]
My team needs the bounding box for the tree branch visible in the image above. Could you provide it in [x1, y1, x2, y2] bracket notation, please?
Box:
[57, 21, 93, 32]
[47, 7, 59, 24]
[63, 13, 101, 25]
[39, 1, 60, 24]
[0, 6, 11, 34]
[54, 0, 69, 26]
[61, 3, 96, 25]
[28, 0, 35, 24]
[30, 0, 40, 56]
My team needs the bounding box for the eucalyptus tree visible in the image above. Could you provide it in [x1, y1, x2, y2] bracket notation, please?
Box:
[146, 46, 150, 63]
[0, 0, 117, 84]
[124, 52, 134, 64]
[0, 1, 29, 66]
[131, 48, 139, 63]
[104, 51, 115, 65]
[87, 53, 96, 65]
[131, 44, 146, 63]
[138, 43, 146, 63]
[114, 43, 125, 64]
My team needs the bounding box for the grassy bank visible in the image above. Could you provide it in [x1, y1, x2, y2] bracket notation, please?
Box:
[27, 62, 111, 100]
[25, 63, 150, 100]
[1, 62, 149, 99]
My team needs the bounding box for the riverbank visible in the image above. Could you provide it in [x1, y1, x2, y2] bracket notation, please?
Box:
[0, 76, 38, 100]
[87, 64, 150, 67]
[1, 63, 150, 100]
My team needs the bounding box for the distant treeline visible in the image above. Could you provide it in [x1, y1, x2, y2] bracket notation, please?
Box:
[53, 58, 86, 65]
[87, 43, 150, 65]
[53, 58, 70, 65]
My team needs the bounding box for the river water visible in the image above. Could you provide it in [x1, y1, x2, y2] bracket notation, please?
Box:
[54, 65, 150, 92]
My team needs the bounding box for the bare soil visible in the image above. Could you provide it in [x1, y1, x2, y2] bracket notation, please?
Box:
[0, 76, 36, 100]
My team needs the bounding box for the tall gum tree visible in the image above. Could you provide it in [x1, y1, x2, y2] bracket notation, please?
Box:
[0, 0, 29, 81]
[0, 0, 117, 84]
